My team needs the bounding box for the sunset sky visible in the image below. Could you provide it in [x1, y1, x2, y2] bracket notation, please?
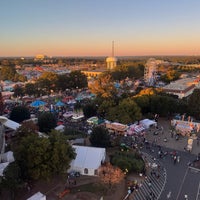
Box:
[1, 0, 200, 57]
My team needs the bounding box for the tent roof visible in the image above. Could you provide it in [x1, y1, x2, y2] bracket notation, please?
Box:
[140, 119, 157, 128]
[4, 119, 20, 130]
[2, 151, 15, 163]
[0, 162, 9, 176]
[71, 145, 105, 169]
[55, 125, 65, 132]
[0, 116, 8, 123]
[27, 192, 46, 200]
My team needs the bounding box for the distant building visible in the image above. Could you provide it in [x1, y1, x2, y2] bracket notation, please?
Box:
[162, 77, 200, 98]
[106, 41, 117, 70]
[81, 69, 104, 79]
[35, 54, 47, 60]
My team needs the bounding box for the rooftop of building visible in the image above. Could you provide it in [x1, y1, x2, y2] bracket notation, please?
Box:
[163, 77, 200, 91]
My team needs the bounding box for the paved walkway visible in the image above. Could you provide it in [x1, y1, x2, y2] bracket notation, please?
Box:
[128, 152, 166, 200]
[145, 118, 200, 156]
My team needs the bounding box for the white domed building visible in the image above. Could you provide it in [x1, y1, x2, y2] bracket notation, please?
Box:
[106, 41, 117, 70]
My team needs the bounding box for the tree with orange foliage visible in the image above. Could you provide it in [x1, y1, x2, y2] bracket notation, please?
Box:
[99, 162, 125, 189]
[89, 74, 117, 98]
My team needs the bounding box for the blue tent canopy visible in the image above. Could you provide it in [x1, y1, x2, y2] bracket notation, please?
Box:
[30, 100, 46, 107]
[55, 100, 65, 107]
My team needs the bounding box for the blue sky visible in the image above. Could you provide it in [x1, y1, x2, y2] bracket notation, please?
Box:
[1, 0, 200, 56]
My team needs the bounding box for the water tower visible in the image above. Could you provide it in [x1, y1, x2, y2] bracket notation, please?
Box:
[106, 41, 117, 70]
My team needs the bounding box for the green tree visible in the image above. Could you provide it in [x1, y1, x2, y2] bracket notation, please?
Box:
[83, 103, 97, 118]
[111, 151, 145, 173]
[16, 121, 39, 139]
[37, 71, 58, 93]
[13, 74, 27, 82]
[134, 95, 151, 115]
[68, 70, 87, 89]
[14, 131, 75, 181]
[90, 126, 111, 148]
[38, 112, 57, 133]
[48, 130, 76, 174]
[160, 70, 180, 83]
[56, 74, 69, 91]
[15, 134, 51, 180]
[13, 85, 24, 97]
[188, 88, 200, 119]
[24, 83, 37, 96]
[1, 162, 22, 200]
[0, 66, 16, 81]
[10, 106, 30, 123]
[107, 98, 142, 124]
[97, 98, 116, 118]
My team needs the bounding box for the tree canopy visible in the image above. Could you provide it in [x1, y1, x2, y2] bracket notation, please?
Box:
[106, 98, 142, 124]
[82, 103, 97, 118]
[160, 69, 180, 83]
[90, 126, 111, 148]
[9, 106, 30, 123]
[89, 74, 117, 98]
[38, 112, 57, 133]
[0, 66, 16, 81]
[37, 71, 58, 93]
[98, 162, 124, 189]
[14, 130, 76, 181]
[188, 88, 200, 119]
[68, 70, 88, 89]
[1, 162, 22, 199]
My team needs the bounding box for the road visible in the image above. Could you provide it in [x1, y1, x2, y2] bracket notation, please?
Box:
[113, 117, 200, 200]
[145, 117, 200, 200]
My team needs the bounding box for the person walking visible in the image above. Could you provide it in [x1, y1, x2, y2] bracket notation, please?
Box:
[148, 180, 152, 189]
[177, 155, 180, 163]
[173, 155, 177, 164]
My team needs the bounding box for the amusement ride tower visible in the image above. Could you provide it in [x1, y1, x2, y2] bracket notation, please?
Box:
[144, 58, 158, 86]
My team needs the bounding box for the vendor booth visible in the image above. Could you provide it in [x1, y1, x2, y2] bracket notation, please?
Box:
[171, 119, 200, 136]
[139, 119, 157, 129]
[105, 121, 128, 134]
[87, 116, 99, 125]
[127, 124, 145, 136]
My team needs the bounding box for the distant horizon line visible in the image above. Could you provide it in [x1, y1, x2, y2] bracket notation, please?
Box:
[1, 54, 200, 59]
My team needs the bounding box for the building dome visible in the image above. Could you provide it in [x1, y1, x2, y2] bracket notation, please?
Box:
[106, 56, 117, 62]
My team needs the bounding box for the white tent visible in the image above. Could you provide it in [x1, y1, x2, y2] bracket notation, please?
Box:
[70, 138, 85, 145]
[0, 162, 9, 176]
[2, 151, 15, 163]
[69, 145, 106, 176]
[2, 118, 20, 130]
[27, 192, 46, 200]
[140, 119, 157, 129]
[55, 124, 65, 132]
